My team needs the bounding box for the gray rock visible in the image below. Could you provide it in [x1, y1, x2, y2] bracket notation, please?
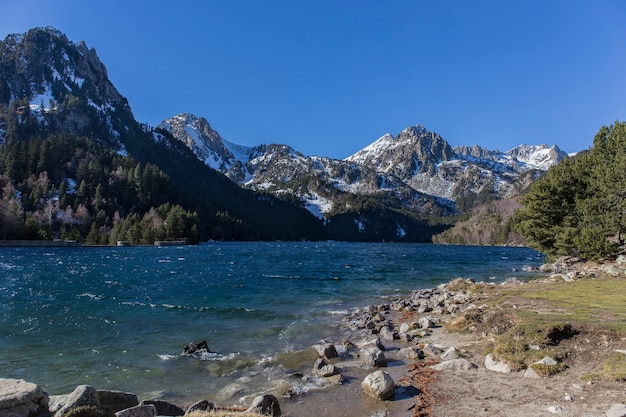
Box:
[361, 370, 395, 400]
[0, 378, 49, 417]
[536, 356, 558, 366]
[139, 399, 184, 416]
[397, 332, 413, 343]
[115, 404, 156, 417]
[379, 326, 396, 341]
[184, 400, 214, 415]
[359, 346, 387, 367]
[422, 343, 443, 358]
[399, 322, 411, 333]
[97, 390, 139, 413]
[245, 395, 281, 417]
[54, 385, 100, 417]
[418, 317, 435, 329]
[357, 337, 385, 351]
[440, 346, 459, 361]
[312, 358, 338, 377]
[325, 374, 344, 385]
[313, 343, 338, 360]
[431, 358, 477, 371]
[606, 403, 626, 417]
[484, 353, 512, 373]
[399, 347, 424, 360]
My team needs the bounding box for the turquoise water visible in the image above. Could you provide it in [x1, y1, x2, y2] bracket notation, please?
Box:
[0, 242, 543, 405]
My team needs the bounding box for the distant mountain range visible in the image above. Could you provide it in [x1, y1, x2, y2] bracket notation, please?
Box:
[158, 113, 568, 218]
[0, 27, 570, 242]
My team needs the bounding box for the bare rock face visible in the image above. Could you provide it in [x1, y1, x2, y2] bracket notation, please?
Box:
[0, 378, 49, 417]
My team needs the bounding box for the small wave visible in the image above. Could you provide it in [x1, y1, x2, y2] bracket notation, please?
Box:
[327, 310, 348, 315]
[157, 354, 178, 361]
[77, 293, 102, 300]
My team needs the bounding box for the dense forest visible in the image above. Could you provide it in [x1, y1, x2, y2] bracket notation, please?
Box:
[515, 121, 626, 261]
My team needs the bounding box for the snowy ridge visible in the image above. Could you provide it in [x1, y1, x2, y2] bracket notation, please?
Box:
[162, 115, 568, 218]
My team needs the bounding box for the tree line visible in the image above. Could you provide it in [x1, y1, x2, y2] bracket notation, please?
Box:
[515, 121, 626, 260]
[0, 134, 200, 244]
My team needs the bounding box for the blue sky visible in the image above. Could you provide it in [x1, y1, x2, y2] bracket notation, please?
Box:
[2, 1, 625, 159]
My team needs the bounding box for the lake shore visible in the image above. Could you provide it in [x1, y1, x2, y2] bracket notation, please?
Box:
[4, 255, 624, 417]
[280, 257, 626, 417]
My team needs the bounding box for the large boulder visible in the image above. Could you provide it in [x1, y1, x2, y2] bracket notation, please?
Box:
[52, 385, 100, 417]
[97, 390, 138, 413]
[361, 370, 395, 400]
[245, 395, 281, 417]
[0, 378, 49, 417]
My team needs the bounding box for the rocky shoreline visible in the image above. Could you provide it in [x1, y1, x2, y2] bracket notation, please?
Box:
[2, 257, 625, 417]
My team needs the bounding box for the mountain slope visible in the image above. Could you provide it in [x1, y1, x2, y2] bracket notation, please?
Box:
[0, 27, 324, 242]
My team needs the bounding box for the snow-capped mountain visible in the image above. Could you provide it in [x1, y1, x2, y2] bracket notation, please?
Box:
[0, 27, 134, 150]
[161, 114, 568, 218]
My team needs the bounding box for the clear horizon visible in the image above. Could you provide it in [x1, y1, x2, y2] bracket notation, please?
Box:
[2, 1, 625, 158]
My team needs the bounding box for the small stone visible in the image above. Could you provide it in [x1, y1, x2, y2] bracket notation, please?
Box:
[431, 358, 477, 371]
[484, 353, 512, 373]
[399, 347, 424, 360]
[548, 405, 563, 414]
[441, 346, 459, 361]
[422, 344, 443, 358]
[313, 343, 338, 360]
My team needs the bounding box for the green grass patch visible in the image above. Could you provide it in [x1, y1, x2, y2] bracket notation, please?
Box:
[601, 351, 626, 381]
[520, 277, 626, 324]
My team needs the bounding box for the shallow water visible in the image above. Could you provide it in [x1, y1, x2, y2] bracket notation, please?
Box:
[0, 242, 543, 408]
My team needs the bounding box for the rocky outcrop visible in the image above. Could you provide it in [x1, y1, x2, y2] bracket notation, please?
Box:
[0, 378, 48, 417]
